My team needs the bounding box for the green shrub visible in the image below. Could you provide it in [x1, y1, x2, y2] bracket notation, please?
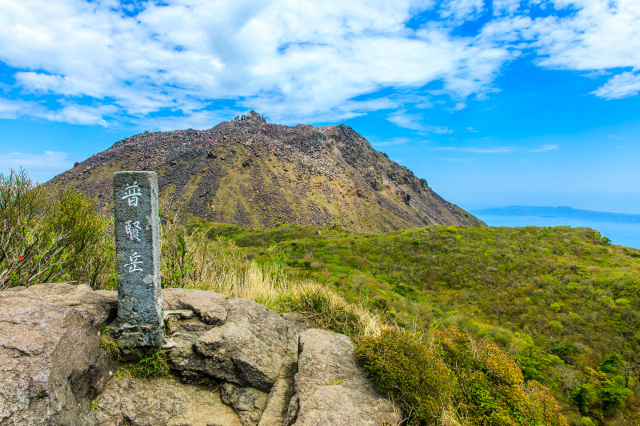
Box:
[356, 328, 568, 425]
[0, 168, 114, 289]
[355, 329, 456, 424]
[598, 353, 623, 374]
[571, 383, 600, 417]
[435, 328, 567, 426]
[600, 379, 632, 412]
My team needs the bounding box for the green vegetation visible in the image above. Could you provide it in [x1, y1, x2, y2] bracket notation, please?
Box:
[100, 330, 169, 379]
[158, 217, 571, 424]
[7, 169, 640, 424]
[356, 328, 567, 425]
[159, 213, 381, 339]
[99, 334, 122, 360]
[191, 221, 640, 425]
[0, 168, 114, 289]
[356, 329, 457, 424]
[129, 349, 171, 378]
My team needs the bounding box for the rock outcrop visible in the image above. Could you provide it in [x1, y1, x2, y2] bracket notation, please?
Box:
[284, 329, 400, 425]
[46, 111, 484, 232]
[0, 283, 117, 425]
[92, 375, 242, 426]
[0, 284, 400, 426]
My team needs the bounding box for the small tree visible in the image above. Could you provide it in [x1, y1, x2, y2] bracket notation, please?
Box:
[0, 168, 114, 289]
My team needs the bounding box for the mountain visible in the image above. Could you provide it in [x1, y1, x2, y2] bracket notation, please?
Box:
[473, 205, 640, 224]
[47, 111, 483, 232]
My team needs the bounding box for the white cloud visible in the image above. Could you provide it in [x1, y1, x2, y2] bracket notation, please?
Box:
[591, 71, 640, 99]
[530, 2, 640, 71]
[387, 111, 452, 133]
[517, 0, 640, 96]
[0, 151, 76, 183]
[0, 96, 115, 125]
[1, 0, 638, 129]
[439, 0, 485, 22]
[0, 98, 37, 119]
[528, 144, 559, 152]
[0, 0, 512, 127]
[387, 111, 428, 131]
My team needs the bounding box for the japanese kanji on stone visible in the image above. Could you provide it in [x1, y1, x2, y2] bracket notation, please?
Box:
[113, 171, 163, 348]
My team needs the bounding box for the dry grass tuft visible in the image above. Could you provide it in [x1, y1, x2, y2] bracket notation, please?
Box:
[160, 218, 381, 339]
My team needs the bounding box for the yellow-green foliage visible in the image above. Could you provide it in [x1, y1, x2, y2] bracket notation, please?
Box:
[435, 328, 567, 426]
[355, 329, 456, 424]
[207, 222, 640, 424]
[5, 170, 621, 423]
[356, 328, 568, 426]
[0, 168, 114, 289]
[159, 217, 381, 339]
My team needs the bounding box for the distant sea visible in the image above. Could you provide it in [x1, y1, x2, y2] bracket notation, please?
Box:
[472, 206, 640, 249]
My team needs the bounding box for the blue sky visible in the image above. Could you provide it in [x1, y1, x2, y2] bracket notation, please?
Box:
[1, 0, 640, 216]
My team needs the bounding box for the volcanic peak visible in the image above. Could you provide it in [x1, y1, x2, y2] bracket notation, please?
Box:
[48, 114, 484, 232]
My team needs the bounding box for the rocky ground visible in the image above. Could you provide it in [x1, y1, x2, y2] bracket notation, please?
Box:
[0, 283, 400, 425]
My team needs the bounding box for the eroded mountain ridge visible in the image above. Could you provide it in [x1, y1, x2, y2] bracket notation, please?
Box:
[50, 111, 483, 232]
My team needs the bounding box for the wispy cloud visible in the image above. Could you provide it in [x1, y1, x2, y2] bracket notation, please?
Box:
[433, 144, 559, 154]
[387, 111, 452, 133]
[592, 71, 640, 100]
[0, 97, 113, 125]
[370, 137, 413, 147]
[438, 0, 484, 22]
[0, 151, 76, 182]
[528, 144, 559, 153]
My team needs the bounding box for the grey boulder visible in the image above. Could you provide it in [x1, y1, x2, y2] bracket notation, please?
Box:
[285, 329, 400, 426]
[166, 292, 289, 393]
[0, 283, 117, 425]
[92, 374, 241, 426]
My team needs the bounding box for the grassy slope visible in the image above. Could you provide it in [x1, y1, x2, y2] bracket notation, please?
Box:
[194, 221, 640, 424]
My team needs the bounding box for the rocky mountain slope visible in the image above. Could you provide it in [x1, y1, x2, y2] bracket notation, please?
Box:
[48, 111, 483, 232]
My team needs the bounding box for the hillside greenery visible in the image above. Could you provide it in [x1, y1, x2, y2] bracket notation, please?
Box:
[0, 168, 114, 289]
[160, 213, 570, 425]
[7, 168, 640, 424]
[187, 220, 640, 425]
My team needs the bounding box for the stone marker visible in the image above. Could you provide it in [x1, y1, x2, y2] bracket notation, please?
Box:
[113, 171, 163, 348]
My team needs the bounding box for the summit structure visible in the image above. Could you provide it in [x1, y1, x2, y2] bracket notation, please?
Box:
[48, 111, 484, 232]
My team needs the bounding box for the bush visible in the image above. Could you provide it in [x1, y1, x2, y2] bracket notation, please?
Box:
[600, 379, 632, 413]
[435, 328, 568, 425]
[355, 329, 456, 424]
[571, 383, 601, 418]
[355, 328, 568, 425]
[0, 168, 114, 289]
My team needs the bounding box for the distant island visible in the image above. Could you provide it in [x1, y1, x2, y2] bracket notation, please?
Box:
[471, 206, 640, 224]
